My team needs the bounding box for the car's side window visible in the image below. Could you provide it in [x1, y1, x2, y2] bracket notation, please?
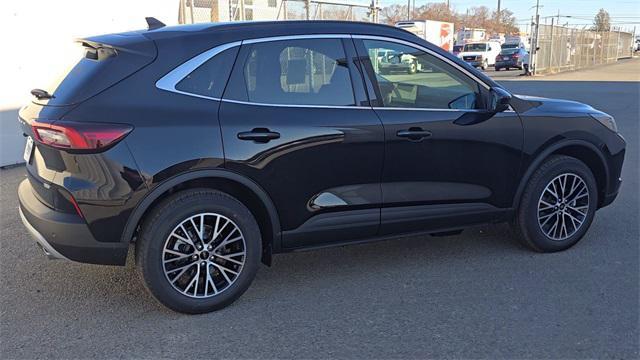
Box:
[241, 39, 356, 106]
[175, 46, 239, 98]
[362, 40, 480, 110]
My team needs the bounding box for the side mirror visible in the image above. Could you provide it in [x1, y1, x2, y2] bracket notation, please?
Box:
[490, 87, 512, 113]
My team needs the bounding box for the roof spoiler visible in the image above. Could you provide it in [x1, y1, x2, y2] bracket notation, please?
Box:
[145, 17, 165, 30]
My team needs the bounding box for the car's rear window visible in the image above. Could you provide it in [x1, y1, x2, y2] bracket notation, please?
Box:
[35, 37, 155, 106]
[175, 47, 239, 99]
[500, 49, 520, 55]
[239, 38, 355, 106]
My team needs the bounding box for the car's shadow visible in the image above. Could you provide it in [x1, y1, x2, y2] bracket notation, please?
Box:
[28, 222, 524, 315]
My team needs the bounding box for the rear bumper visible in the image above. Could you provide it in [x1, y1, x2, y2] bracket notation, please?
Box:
[495, 60, 521, 68]
[18, 179, 128, 265]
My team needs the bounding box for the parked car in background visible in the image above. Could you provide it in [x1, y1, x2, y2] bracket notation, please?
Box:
[458, 41, 501, 70]
[378, 50, 420, 74]
[504, 35, 530, 51]
[18, 20, 625, 314]
[495, 47, 527, 71]
[452, 44, 464, 56]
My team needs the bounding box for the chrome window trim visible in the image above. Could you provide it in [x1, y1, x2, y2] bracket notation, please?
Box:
[221, 98, 367, 110]
[372, 107, 483, 113]
[154, 33, 493, 107]
[352, 34, 491, 90]
[155, 40, 242, 101]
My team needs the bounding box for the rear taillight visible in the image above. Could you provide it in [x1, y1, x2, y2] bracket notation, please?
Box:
[31, 121, 133, 151]
[512, 54, 520, 59]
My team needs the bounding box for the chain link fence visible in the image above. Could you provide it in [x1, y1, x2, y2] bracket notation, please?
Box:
[178, 0, 379, 24]
[534, 24, 634, 75]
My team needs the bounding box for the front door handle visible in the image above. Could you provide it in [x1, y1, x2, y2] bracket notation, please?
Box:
[237, 128, 280, 143]
[396, 128, 432, 141]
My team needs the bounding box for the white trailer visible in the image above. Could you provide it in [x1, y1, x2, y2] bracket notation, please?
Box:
[395, 20, 455, 52]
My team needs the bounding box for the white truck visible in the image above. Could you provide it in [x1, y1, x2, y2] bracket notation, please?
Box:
[395, 20, 455, 52]
[457, 42, 501, 70]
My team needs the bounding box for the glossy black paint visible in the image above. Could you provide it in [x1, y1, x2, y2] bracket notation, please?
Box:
[17, 21, 625, 265]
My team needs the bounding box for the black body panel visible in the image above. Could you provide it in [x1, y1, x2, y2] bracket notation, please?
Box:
[16, 21, 625, 266]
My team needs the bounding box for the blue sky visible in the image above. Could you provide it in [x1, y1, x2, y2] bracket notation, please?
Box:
[380, 0, 640, 32]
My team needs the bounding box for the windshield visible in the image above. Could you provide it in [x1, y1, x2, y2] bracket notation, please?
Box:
[464, 43, 487, 52]
[500, 48, 520, 55]
[501, 43, 519, 49]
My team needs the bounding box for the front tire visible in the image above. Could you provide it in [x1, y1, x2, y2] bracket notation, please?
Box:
[136, 189, 261, 314]
[481, 59, 488, 70]
[408, 61, 417, 74]
[513, 155, 598, 252]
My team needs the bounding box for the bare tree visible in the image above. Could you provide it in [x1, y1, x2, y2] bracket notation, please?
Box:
[414, 2, 455, 23]
[380, 4, 407, 24]
[379, 2, 520, 35]
[593, 8, 611, 32]
[491, 9, 518, 34]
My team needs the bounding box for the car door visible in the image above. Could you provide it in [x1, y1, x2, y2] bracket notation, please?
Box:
[354, 37, 523, 235]
[219, 36, 384, 250]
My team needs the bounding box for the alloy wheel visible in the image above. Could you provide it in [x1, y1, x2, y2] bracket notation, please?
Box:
[537, 173, 590, 241]
[162, 213, 246, 298]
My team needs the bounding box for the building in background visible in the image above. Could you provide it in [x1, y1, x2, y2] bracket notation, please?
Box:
[0, 0, 176, 167]
[178, 0, 380, 23]
[179, 0, 279, 23]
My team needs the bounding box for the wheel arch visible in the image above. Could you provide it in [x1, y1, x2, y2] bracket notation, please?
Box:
[122, 169, 281, 266]
[513, 140, 610, 210]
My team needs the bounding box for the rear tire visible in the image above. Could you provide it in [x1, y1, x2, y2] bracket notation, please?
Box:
[136, 189, 261, 314]
[481, 59, 488, 70]
[512, 155, 598, 252]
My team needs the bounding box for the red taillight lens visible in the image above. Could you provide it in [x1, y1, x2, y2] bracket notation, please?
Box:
[32, 121, 133, 151]
[512, 54, 520, 59]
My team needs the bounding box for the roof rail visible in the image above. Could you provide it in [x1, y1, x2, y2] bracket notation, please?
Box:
[145, 17, 165, 30]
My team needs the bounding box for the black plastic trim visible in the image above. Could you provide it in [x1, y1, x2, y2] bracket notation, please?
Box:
[512, 139, 610, 209]
[18, 180, 128, 265]
[120, 168, 282, 252]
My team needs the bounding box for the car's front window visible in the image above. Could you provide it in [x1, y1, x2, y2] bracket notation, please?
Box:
[464, 43, 487, 52]
[363, 40, 480, 110]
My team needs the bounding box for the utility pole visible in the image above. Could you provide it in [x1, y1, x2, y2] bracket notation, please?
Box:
[407, 0, 410, 20]
[531, 0, 541, 75]
[305, 0, 310, 20]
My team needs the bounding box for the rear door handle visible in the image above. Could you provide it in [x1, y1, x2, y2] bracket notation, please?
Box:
[237, 128, 280, 143]
[396, 128, 432, 141]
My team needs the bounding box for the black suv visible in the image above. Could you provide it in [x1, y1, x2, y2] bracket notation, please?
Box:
[18, 20, 625, 313]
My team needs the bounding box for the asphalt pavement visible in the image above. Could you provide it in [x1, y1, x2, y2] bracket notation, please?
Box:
[1, 59, 638, 359]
